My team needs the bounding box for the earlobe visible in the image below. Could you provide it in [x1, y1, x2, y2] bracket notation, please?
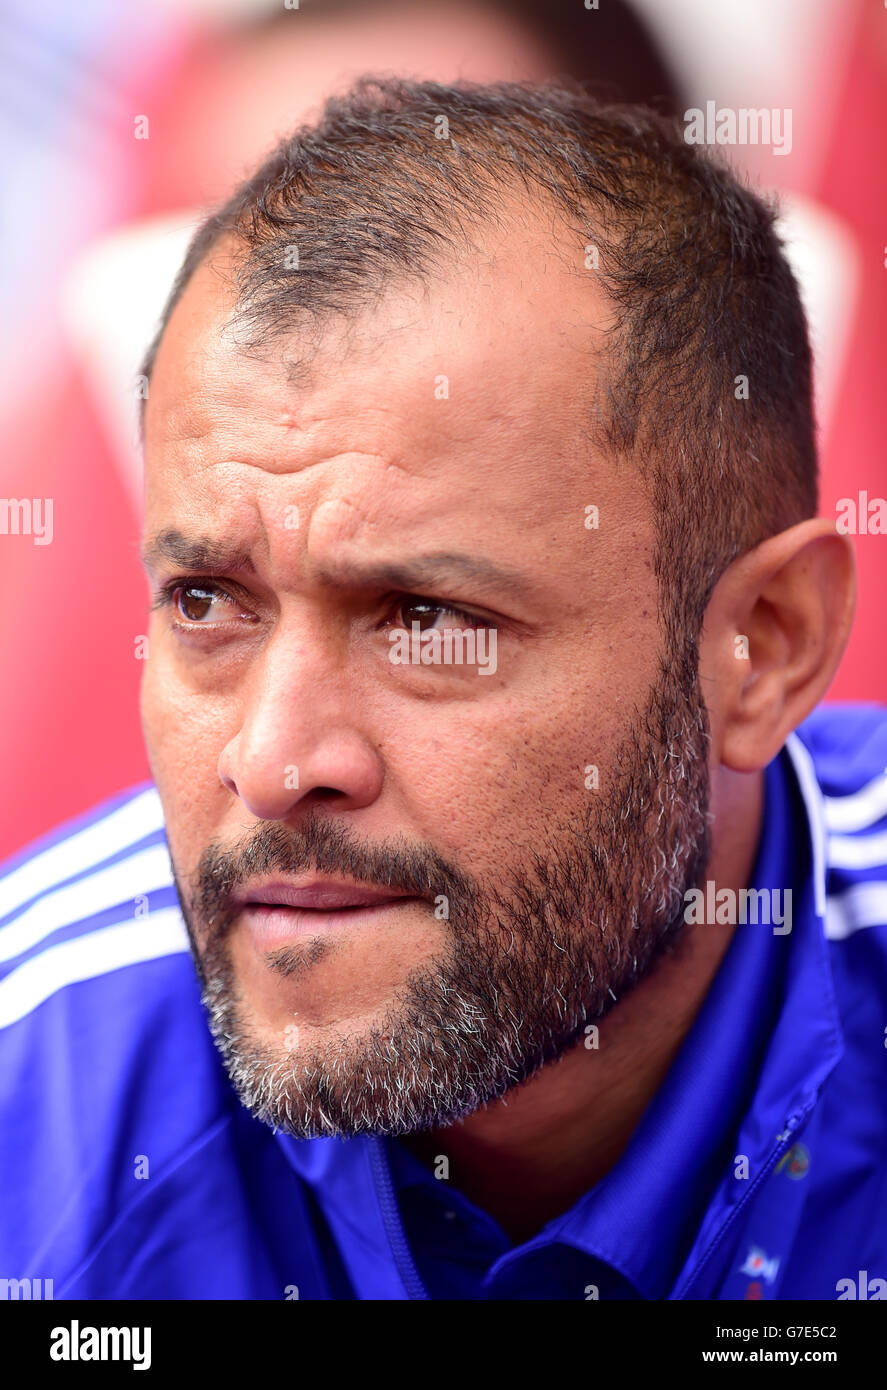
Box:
[702, 519, 856, 774]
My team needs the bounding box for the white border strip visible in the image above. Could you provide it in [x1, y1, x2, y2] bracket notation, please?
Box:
[784, 732, 828, 922]
[825, 884, 887, 941]
[0, 907, 190, 1031]
[0, 788, 164, 924]
[828, 830, 887, 872]
[823, 772, 887, 834]
[0, 844, 173, 964]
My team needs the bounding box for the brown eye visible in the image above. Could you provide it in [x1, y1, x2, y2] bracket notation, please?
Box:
[400, 599, 445, 631]
[175, 585, 222, 622]
[397, 597, 476, 632]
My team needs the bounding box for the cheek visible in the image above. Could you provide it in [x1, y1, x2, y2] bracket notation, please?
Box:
[140, 649, 232, 859]
[379, 679, 624, 865]
[141, 651, 189, 784]
[140, 623, 649, 883]
[139, 652, 166, 782]
[142, 621, 229, 759]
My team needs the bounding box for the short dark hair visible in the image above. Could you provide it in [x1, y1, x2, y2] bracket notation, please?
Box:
[140, 76, 817, 651]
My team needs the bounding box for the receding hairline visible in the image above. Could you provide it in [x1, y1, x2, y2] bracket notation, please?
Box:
[139, 183, 603, 446]
[135, 72, 817, 644]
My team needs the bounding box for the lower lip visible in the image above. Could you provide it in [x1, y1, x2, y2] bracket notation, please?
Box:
[239, 898, 422, 948]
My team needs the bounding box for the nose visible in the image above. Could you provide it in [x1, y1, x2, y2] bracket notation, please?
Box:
[217, 623, 384, 822]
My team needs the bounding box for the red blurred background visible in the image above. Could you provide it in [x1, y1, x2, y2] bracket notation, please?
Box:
[1, 0, 884, 860]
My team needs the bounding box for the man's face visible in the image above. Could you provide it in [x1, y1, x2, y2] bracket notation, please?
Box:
[141, 221, 712, 1137]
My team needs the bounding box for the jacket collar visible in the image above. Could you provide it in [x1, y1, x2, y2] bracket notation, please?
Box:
[273, 733, 845, 1299]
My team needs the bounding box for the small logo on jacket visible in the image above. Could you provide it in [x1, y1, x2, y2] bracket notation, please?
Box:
[740, 1247, 780, 1284]
[775, 1142, 810, 1180]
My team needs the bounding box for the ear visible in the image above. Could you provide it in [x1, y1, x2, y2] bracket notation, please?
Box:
[698, 519, 856, 772]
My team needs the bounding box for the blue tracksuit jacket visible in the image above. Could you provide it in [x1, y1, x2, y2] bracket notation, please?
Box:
[0, 704, 885, 1299]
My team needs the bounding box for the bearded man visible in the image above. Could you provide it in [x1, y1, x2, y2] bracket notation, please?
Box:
[1, 78, 884, 1303]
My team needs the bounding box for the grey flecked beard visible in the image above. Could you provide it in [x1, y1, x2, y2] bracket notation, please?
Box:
[174, 657, 711, 1138]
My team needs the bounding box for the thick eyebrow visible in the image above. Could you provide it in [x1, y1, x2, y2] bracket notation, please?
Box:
[141, 533, 537, 602]
[141, 531, 256, 577]
[313, 552, 539, 602]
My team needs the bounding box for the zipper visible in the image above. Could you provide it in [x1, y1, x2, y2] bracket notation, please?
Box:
[673, 1103, 812, 1300]
[369, 1136, 430, 1300]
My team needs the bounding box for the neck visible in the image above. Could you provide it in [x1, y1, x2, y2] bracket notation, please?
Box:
[402, 764, 764, 1243]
